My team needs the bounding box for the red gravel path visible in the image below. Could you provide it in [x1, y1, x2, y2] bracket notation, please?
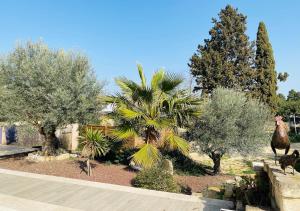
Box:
[0, 158, 231, 192]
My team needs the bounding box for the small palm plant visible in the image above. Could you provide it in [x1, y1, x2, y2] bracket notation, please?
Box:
[78, 128, 110, 176]
[106, 64, 201, 168]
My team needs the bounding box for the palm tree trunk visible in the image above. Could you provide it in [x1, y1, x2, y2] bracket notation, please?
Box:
[87, 159, 92, 176]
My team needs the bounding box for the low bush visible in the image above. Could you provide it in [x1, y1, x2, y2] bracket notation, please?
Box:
[103, 141, 137, 164]
[132, 166, 179, 193]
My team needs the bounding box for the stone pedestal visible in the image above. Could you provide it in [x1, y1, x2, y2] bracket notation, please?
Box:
[263, 160, 300, 211]
[161, 159, 174, 175]
[224, 179, 235, 198]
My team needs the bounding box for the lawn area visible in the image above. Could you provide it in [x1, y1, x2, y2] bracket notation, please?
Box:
[190, 143, 300, 176]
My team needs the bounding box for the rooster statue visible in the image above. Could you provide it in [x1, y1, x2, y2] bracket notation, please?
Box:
[271, 116, 290, 164]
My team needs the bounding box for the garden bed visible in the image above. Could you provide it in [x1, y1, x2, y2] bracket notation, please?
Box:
[0, 157, 232, 193]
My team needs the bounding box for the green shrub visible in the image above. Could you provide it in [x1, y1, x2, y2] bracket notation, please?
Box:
[289, 132, 300, 143]
[103, 141, 137, 164]
[133, 167, 179, 193]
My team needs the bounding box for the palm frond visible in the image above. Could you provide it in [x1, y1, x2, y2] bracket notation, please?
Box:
[145, 119, 162, 129]
[131, 143, 161, 168]
[132, 87, 153, 104]
[159, 73, 183, 93]
[115, 77, 139, 95]
[151, 69, 164, 90]
[137, 64, 146, 88]
[163, 132, 189, 155]
[118, 107, 143, 120]
[111, 126, 138, 140]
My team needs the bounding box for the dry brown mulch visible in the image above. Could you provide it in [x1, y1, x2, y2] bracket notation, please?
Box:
[0, 158, 231, 193]
[0, 158, 136, 186]
[176, 175, 233, 193]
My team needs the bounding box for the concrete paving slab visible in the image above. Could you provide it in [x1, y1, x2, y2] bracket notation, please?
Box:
[0, 168, 234, 211]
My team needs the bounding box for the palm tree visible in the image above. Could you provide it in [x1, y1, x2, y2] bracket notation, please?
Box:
[106, 64, 201, 168]
[78, 129, 110, 176]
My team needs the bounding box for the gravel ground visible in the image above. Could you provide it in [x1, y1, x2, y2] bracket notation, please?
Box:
[0, 157, 232, 193]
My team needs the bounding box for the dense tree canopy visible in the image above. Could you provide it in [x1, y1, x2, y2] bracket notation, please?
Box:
[254, 22, 277, 112]
[189, 5, 255, 95]
[0, 41, 103, 154]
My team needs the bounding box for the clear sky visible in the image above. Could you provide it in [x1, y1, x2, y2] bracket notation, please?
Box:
[0, 0, 299, 96]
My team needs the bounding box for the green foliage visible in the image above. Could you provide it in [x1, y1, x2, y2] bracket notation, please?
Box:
[133, 166, 179, 193]
[277, 72, 289, 82]
[289, 132, 300, 143]
[254, 22, 277, 112]
[78, 129, 110, 159]
[107, 64, 201, 168]
[189, 5, 255, 95]
[104, 142, 137, 165]
[0, 41, 103, 152]
[189, 88, 271, 173]
[277, 90, 300, 117]
[235, 174, 270, 206]
[16, 124, 42, 147]
[287, 89, 300, 101]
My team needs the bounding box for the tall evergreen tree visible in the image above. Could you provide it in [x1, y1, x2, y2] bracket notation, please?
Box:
[254, 22, 277, 112]
[189, 5, 255, 95]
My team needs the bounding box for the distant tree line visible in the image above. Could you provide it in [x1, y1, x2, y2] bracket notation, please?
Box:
[189, 5, 288, 113]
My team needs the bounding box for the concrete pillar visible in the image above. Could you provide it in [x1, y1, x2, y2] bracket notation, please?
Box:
[1, 127, 7, 145]
[71, 124, 79, 151]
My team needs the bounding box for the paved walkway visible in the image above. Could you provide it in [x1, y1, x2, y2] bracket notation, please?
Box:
[0, 168, 233, 211]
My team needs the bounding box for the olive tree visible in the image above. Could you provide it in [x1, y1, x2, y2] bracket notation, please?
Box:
[0, 41, 103, 155]
[190, 88, 271, 174]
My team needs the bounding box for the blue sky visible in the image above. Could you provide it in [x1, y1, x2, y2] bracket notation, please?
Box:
[0, 0, 299, 96]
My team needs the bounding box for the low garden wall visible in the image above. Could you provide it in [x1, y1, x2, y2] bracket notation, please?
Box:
[255, 160, 300, 211]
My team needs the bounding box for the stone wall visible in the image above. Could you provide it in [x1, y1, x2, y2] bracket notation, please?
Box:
[260, 160, 300, 211]
[55, 124, 79, 152]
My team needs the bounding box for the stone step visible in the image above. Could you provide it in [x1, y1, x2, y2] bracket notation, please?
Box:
[245, 205, 270, 211]
[198, 197, 234, 210]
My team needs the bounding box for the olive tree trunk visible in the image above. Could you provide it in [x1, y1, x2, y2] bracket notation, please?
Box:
[39, 127, 59, 155]
[211, 152, 222, 174]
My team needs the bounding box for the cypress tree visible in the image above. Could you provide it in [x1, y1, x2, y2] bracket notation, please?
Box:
[254, 22, 277, 112]
[189, 5, 255, 95]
